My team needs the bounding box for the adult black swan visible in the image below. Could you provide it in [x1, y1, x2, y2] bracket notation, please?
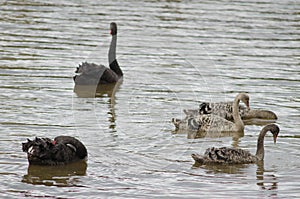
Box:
[73, 22, 123, 85]
[22, 136, 88, 165]
[191, 124, 280, 165]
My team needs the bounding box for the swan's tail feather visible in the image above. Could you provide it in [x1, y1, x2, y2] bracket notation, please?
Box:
[73, 62, 106, 85]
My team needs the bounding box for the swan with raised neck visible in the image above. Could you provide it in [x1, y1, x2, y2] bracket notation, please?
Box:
[73, 22, 123, 85]
[231, 92, 249, 132]
[191, 124, 280, 164]
[172, 93, 249, 134]
[183, 97, 277, 122]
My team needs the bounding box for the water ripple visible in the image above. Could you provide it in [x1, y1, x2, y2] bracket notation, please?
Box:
[0, 0, 299, 198]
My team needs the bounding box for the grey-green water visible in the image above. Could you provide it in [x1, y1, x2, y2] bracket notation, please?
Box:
[0, 0, 299, 198]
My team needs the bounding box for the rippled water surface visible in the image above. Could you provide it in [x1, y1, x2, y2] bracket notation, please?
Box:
[1, 0, 299, 198]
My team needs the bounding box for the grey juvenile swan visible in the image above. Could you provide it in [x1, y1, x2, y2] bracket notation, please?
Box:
[172, 93, 249, 134]
[73, 22, 123, 85]
[184, 100, 277, 121]
[191, 124, 280, 165]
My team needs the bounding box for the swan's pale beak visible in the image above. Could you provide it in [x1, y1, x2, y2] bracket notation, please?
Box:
[273, 135, 278, 144]
[246, 101, 250, 110]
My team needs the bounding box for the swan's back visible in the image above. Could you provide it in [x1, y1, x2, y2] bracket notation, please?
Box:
[172, 114, 237, 133]
[73, 62, 107, 85]
[54, 136, 87, 159]
[190, 101, 276, 121]
[192, 147, 257, 164]
[243, 109, 278, 120]
[199, 102, 248, 121]
[199, 114, 237, 133]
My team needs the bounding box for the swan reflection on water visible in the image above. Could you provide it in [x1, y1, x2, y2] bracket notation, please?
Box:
[243, 118, 278, 126]
[256, 161, 278, 192]
[192, 161, 248, 174]
[73, 80, 122, 132]
[22, 161, 87, 187]
[172, 126, 244, 145]
[73, 79, 122, 98]
[186, 129, 244, 140]
[192, 161, 278, 195]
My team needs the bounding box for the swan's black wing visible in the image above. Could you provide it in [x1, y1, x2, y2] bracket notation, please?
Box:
[74, 62, 106, 85]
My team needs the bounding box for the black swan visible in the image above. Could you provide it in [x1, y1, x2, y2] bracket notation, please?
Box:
[191, 124, 280, 165]
[73, 22, 123, 85]
[22, 136, 88, 165]
[172, 93, 249, 134]
[183, 100, 277, 121]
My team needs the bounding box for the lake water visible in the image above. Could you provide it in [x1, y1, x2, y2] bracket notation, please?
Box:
[0, 0, 299, 198]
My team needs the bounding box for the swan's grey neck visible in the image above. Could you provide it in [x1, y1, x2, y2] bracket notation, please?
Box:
[233, 95, 244, 132]
[255, 128, 269, 161]
[108, 35, 117, 65]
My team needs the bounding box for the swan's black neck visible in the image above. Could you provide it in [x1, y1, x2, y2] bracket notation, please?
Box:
[255, 124, 278, 161]
[109, 35, 117, 65]
[109, 59, 123, 77]
[108, 35, 123, 77]
[255, 125, 272, 160]
[255, 129, 267, 161]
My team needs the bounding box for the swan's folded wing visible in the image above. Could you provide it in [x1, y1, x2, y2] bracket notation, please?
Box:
[74, 63, 106, 85]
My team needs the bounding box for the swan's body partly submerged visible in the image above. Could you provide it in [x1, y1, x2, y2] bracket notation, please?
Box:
[172, 93, 249, 134]
[191, 124, 280, 165]
[73, 22, 123, 85]
[22, 136, 88, 165]
[184, 101, 277, 121]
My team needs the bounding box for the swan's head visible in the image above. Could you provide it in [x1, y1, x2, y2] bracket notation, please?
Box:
[110, 22, 117, 35]
[238, 93, 250, 109]
[266, 124, 280, 143]
[22, 137, 55, 164]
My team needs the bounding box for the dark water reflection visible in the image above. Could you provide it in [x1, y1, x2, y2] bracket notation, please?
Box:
[193, 162, 249, 174]
[22, 162, 87, 187]
[73, 79, 122, 98]
[186, 129, 245, 140]
[73, 81, 122, 132]
[256, 162, 278, 192]
[192, 161, 278, 197]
